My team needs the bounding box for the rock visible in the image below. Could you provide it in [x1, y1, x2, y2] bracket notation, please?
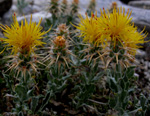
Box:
[3, 4, 17, 20]
[134, 73, 139, 78]
[16, 11, 51, 25]
[21, 4, 41, 15]
[0, 0, 12, 17]
[128, 1, 150, 9]
[3, 0, 150, 33]
[146, 43, 150, 60]
[80, 0, 150, 32]
[120, 0, 138, 4]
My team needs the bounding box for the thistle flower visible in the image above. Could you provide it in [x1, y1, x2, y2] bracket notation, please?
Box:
[0, 14, 51, 77]
[0, 14, 50, 55]
[76, 7, 146, 55]
[96, 7, 146, 55]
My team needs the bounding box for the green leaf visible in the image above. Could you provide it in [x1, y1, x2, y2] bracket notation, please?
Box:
[27, 89, 34, 99]
[116, 64, 121, 73]
[120, 90, 128, 103]
[120, 79, 125, 90]
[125, 82, 129, 90]
[62, 75, 71, 80]
[92, 72, 103, 82]
[40, 91, 51, 111]
[109, 77, 118, 92]
[109, 96, 117, 108]
[31, 96, 39, 113]
[18, 111, 24, 116]
[140, 94, 147, 111]
[15, 85, 27, 101]
[126, 66, 135, 78]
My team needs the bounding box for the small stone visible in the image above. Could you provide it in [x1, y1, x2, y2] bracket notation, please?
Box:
[128, 1, 150, 9]
[134, 73, 139, 78]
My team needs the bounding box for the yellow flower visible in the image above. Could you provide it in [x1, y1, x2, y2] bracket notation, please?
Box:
[96, 7, 146, 54]
[0, 14, 51, 55]
[76, 7, 146, 55]
[96, 7, 132, 45]
[75, 13, 99, 44]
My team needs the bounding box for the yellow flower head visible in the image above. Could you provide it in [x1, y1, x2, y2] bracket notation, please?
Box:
[0, 14, 51, 55]
[96, 7, 146, 54]
[95, 7, 133, 46]
[76, 7, 147, 55]
[54, 36, 66, 47]
[75, 12, 99, 44]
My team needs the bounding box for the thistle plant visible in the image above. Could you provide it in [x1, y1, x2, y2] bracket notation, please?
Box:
[0, 14, 51, 115]
[75, 7, 147, 115]
[0, 1, 149, 115]
[76, 7, 146, 68]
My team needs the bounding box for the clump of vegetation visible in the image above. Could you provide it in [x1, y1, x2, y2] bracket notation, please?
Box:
[0, 0, 150, 116]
